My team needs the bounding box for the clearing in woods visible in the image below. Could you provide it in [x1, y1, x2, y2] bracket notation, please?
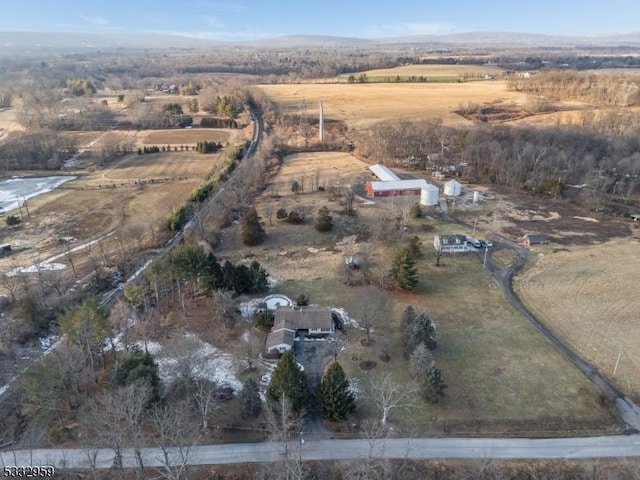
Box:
[214, 151, 619, 437]
[517, 240, 640, 403]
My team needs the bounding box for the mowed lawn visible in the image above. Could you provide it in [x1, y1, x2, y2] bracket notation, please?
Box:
[518, 241, 640, 403]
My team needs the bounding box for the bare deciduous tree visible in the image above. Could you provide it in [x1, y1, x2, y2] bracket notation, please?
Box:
[368, 372, 418, 426]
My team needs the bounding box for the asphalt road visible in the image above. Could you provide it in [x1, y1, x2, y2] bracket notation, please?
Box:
[2, 435, 640, 470]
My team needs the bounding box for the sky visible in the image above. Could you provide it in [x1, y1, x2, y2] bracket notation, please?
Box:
[1, 0, 639, 40]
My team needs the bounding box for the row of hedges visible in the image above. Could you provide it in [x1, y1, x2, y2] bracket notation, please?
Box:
[200, 117, 239, 128]
[167, 141, 249, 231]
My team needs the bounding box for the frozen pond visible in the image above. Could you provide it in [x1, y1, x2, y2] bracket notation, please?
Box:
[0, 176, 75, 213]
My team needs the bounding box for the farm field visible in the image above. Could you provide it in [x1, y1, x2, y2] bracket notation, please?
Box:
[258, 81, 528, 128]
[0, 150, 226, 284]
[517, 240, 640, 403]
[139, 128, 236, 146]
[350, 64, 506, 79]
[215, 152, 619, 436]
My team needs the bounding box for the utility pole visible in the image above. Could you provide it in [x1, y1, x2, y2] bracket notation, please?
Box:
[613, 347, 623, 376]
[22, 196, 30, 219]
[15, 195, 23, 219]
[483, 246, 488, 268]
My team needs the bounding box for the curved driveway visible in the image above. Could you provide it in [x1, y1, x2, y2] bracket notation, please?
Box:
[477, 236, 640, 431]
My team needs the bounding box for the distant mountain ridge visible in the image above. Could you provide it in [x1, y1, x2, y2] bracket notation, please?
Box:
[1, 30, 640, 51]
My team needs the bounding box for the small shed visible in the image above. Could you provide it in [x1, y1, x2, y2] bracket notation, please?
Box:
[420, 184, 440, 206]
[522, 232, 548, 246]
[631, 214, 640, 222]
[444, 179, 462, 196]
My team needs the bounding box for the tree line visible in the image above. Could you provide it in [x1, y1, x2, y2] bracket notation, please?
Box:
[508, 69, 640, 107]
[355, 117, 640, 207]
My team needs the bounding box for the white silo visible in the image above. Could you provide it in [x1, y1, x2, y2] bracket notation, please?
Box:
[473, 191, 480, 203]
[444, 179, 462, 196]
[420, 184, 439, 206]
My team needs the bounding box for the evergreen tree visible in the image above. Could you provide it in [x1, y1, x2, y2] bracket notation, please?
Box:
[266, 352, 308, 414]
[276, 208, 288, 220]
[315, 206, 333, 232]
[410, 202, 422, 218]
[411, 312, 437, 351]
[421, 364, 447, 403]
[241, 208, 266, 246]
[318, 362, 355, 421]
[407, 235, 423, 259]
[401, 305, 417, 354]
[389, 247, 419, 291]
[239, 378, 262, 418]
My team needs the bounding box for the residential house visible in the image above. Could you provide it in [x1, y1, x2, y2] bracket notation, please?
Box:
[265, 307, 334, 355]
[433, 234, 470, 253]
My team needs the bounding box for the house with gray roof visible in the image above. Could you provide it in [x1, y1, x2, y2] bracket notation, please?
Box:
[265, 307, 333, 355]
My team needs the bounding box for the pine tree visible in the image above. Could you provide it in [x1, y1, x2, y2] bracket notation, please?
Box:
[318, 362, 355, 421]
[411, 312, 437, 351]
[401, 305, 417, 355]
[239, 378, 262, 418]
[315, 206, 333, 232]
[389, 247, 419, 291]
[421, 364, 447, 403]
[241, 207, 266, 246]
[266, 352, 308, 414]
[407, 235, 423, 259]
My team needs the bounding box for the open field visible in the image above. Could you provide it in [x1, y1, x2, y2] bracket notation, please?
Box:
[258, 81, 528, 128]
[517, 240, 640, 403]
[139, 128, 236, 146]
[214, 152, 619, 436]
[0, 150, 226, 283]
[351, 64, 506, 79]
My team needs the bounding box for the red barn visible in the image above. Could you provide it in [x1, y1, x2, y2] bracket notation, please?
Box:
[365, 179, 429, 197]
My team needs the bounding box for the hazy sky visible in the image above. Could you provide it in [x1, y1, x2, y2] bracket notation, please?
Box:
[1, 0, 639, 40]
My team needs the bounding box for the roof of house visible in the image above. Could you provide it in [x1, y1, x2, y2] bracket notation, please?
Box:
[274, 307, 333, 331]
[438, 234, 467, 245]
[368, 179, 430, 191]
[369, 164, 400, 182]
[265, 328, 295, 351]
[523, 232, 547, 243]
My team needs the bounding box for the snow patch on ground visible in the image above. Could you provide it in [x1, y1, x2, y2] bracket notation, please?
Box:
[573, 216, 599, 223]
[348, 378, 361, 399]
[332, 307, 363, 330]
[155, 333, 243, 393]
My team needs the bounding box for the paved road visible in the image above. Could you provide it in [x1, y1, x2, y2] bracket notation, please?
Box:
[2, 435, 640, 470]
[476, 235, 640, 431]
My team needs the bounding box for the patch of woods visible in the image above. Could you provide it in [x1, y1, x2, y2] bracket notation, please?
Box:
[355, 115, 640, 209]
[508, 69, 640, 107]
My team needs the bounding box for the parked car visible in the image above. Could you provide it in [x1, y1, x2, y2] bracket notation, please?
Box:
[480, 240, 493, 248]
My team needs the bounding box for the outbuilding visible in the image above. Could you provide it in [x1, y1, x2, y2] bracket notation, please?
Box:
[444, 179, 462, 196]
[420, 184, 440, 206]
[365, 179, 429, 197]
[369, 164, 400, 182]
[522, 232, 548, 246]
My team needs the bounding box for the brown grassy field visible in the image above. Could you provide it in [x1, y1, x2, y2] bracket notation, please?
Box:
[214, 152, 619, 436]
[139, 128, 235, 146]
[517, 239, 640, 403]
[0, 151, 225, 282]
[258, 81, 528, 128]
[353, 64, 506, 78]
